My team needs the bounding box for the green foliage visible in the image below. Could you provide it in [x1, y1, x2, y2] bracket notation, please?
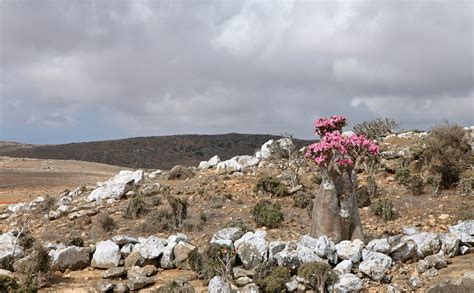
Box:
[251, 200, 284, 229]
[140, 210, 175, 234]
[16, 244, 51, 290]
[168, 165, 194, 180]
[223, 219, 253, 234]
[167, 196, 188, 228]
[188, 244, 236, 281]
[254, 176, 288, 197]
[255, 266, 291, 293]
[395, 167, 411, 186]
[371, 198, 394, 222]
[66, 237, 85, 247]
[97, 212, 116, 232]
[0, 274, 18, 291]
[156, 280, 196, 293]
[410, 175, 424, 196]
[298, 261, 337, 291]
[356, 185, 371, 208]
[293, 193, 312, 209]
[367, 175, 377, 198]
[38, 194, 56, 213]
[426, 174, 442, 195]
[424, 122, 472, 188]
[123, 195, 149, 219]
[18, 231, 36, 251]
[313, 174, 323, 185]
[353, 117, 399, 140]
[459, 178, 473, 195]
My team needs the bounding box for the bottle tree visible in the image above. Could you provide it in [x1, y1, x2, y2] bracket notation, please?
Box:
[305, 116, 380, 243]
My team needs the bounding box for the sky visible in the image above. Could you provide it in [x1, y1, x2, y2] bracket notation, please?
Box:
[0, 0, 473, 144]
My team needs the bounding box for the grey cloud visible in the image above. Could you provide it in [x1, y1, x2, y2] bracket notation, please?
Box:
[0, 0, 472, 143]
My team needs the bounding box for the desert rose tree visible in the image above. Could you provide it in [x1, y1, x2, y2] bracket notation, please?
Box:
[306, 116, 380, 243]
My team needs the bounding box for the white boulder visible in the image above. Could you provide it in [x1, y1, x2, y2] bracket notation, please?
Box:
[91, 240, 121, 268]
[88, 170, 144, 201]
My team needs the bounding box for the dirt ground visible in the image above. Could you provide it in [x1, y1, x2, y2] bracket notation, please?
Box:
[0, 156, 123, 205]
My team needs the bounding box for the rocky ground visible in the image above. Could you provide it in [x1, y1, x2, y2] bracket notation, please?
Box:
[0, 130, 473, 292]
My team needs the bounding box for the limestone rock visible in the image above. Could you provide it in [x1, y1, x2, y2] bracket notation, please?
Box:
[440, 233, 460, 257]
[234, 230, 268, 269]
[89, 170, 144, 201]
[390, 239, 418, 262]
[208, 276, 231, 293]
[111, 235, 139, 247]
[92, 240, 121, 269]
[134, 236, 167, 260]
[173, 241, 196, 269]
[0, 232, 23, 264]
[50, 246, 90, 272]
[406, 232, 441, 258]
[366, 238, 391, 254]
[102, 267, 125, 279]
[336, 239, 364, 263]
[448, 220, 474, 245]
[333, 273, 363, 292]
[127, 276, 154, 291]
[211, 227, 243, 247]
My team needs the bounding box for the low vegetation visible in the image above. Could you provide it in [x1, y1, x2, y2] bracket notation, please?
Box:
[251, 200, 284, 228]
[371, 198, 394, 222]
[123, 195, 149, 219]
[255, 266, 291, 292]
[298, 261, 337, 292]
[254, 176, 288, 197]
[353, 117, 399, 140]
[409, 175, 424, 196]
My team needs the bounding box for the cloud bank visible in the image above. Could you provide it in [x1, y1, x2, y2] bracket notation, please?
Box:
[1, 0, 472, 143]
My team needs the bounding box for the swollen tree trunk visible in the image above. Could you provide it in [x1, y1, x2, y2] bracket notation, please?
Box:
[310, 161, 364, 243]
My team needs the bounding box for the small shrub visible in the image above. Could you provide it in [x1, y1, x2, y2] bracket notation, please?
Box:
[371, 198, 394, 222]
[223, 219, 253, 234]
[410, 175, 424, 196]
[168, 165, 194, 180]
[167, 196, 188, 228]
[0, 274, 18, 291]
[298, 261, 337, 292]
[18, 231, 36, 251]
[188, 244, 236, 282]
[251, 200, 284, 228]
[313, 173, 323, 185]
[140, 210, 175, 234]
[156, 280, 195, 293]
[356, 185, 371, 208]
[38, 195, 56, 212]
[199, 212, 208, 224]
[426, 174, 442, 195]
[123, 195, 149, 219]
[66, 237, 85, 247]
[293, 193, 312, 209]
[147, 195, 162, 206]
[367, 175, 377, 198]
[395, 167, 411, 186]
[459, 178, 473, 195]
[424, 122, 472, 188]
[16, 244, 51, 290]
[97, 213, 116, 232]
[353, 117, 399, 140]
[254, 176, 288, 197]
[255, 266, 291, 293]
[0, 255, 14, 271]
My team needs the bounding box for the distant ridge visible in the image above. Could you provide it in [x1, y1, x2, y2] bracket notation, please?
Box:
[0, 134, 312, 169]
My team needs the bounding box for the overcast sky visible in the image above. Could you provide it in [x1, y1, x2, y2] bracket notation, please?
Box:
[1, 0, 473, 144]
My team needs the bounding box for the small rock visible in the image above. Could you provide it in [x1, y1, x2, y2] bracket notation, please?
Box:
[235, 276, 253, 286]
[233, 267, 255, 278]
[208, 276, 231, 293]
[423, 268, 439, 278]
[241, 283, 260, 293]
[234, 230, 268, 269]
[102, 267, 125, 279]
[424, 253, 447, 269]
[366, 238, 391, 254]
[127, 276, 154, 290]
[113, 283, 129, 292]
[97, 280, 114, 292]
[334, 259, 353, 275]
[408, 276, 423, 289]
[403, 226, 420, 236]
[438, 214, 449, 220]
[111, 235, 139, 246]
[459, 246, 469, 255]
[92, 240, 121, 269]
[336, 239, 364, 263]
[135, 236, 167, 260]
[416, 259, 429, 273]
[173, 241, 196, 269]
[285, 278, 299, 291]
[333, 273, 363, 292]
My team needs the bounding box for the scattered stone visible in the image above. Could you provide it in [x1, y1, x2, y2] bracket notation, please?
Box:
[313, 235, 337, 263]
[285, 278, 299, 292]
[424, 253, 447, 269]
[438, 214, 450, 220]
[366, 238, 391, 254]
[50, 246, 90, 272]
[459, 246, 469, 255]
[448, 220, 474, 245]
[241, 283, 260, 293]
[423, 268, 439, 278]
[359, 250, 392, 281]
[120, 243, 134, 259]
[102, 267, 125, 279]
[334, 259, 353, 275]
[235, 276, 253, 286]
[124, 251, 146, 267]
[440, 233, 460, 257]
[268, 241, 286, 261]
[233, 267, 255, 278]
[199, 155, 221, 169]
[390, 239, 418, 262]
[160, 241, 176, 269]
[403, 226, 420, 236]
[97, 280, 114, 292]
[113, 283, 129, 292]
[208, 276, 231, 293]
[333, 273, 363, 292]
[88, 170, 144, 201]
[211, 227, 243, 247]
[135, 236, 167, 260]
[0, 232, 23, 263]
[416, 259, 429, 273]
[92, 240, 121, 269]
[408, 276, 423, 289]
[127, 276, 154, 291]
[406, 232, 441, 258]
[173, 241, 196, 269]
[336, 239, 364, 263]
[234, 230, 268, 270]
[111, 235, 139, 246]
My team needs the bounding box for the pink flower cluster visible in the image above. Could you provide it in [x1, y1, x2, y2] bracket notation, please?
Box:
[314, 115, 347, 136]
[306, 115, 380, 168]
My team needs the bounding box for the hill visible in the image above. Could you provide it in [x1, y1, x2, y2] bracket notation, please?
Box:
[0, 134, 312, 169]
